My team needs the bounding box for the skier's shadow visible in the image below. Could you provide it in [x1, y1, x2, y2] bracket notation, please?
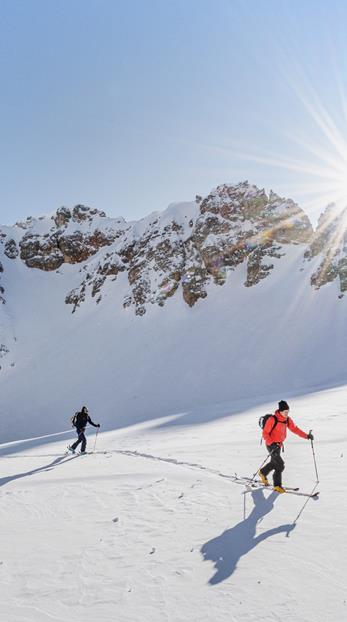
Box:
[201, 489, 295, 585]
[0, 455, 77, 488]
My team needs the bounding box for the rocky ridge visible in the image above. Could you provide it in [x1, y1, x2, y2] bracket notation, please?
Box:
[0, 234, 9, 369]
[0, 233, 6, 305]
[1, 182, 347, 319]
[304, 203, 347, 294]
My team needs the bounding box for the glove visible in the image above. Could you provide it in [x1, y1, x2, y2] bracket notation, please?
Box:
[97, 424, 100, 428]
[307, 432, 314, 440]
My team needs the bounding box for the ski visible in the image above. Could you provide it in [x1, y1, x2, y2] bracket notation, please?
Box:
[242, 482, 319, 498]
[232, 475, 319, 497]
[235, 475, 299, 491]
[65, 448, 108, 456]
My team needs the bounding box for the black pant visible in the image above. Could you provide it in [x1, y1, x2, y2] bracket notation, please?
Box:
[261, 445, 284, 486]
[71, 428, 87, 452]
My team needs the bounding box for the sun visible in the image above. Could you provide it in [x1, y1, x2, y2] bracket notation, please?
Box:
[214, 58, 347, 229]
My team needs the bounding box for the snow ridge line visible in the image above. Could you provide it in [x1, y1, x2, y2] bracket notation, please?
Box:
[0, 430, 72, 450]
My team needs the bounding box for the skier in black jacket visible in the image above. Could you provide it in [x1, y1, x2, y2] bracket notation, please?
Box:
[68, 406, 100, 454]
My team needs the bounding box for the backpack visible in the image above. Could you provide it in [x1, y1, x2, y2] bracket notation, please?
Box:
[259, 414, 278, 445]
[259, 414, 278, 433]
[71, 412, 79, 427]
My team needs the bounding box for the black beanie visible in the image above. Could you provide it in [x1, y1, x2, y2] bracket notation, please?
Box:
[278, 400, 289, 412]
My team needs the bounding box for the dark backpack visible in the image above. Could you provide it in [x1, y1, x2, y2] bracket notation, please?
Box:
[259, 414, 279, 433]
[71, 412, 79, 427]
[259, 414, 278, 445]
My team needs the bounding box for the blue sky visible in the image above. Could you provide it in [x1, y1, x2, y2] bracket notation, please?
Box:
[1, 0, 347, 225]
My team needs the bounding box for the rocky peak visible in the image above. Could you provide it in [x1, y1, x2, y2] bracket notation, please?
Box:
[188, 182, 312, 298]
[66, 204, 195, 315]
[7, 206, 127, 272]
[53, 204, 107, 228]
[200, 181, 268, 218]
[53, 207, 72, 228]
[3, 182, 347, 316]
[305, 203, 347, 292]
[63, 183, 314, 314]
[0, 236, 6, 305]
[199, 182, 311, 239]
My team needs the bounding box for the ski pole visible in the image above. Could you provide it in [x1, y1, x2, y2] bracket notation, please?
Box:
[251, 453, 271, 481]
[309, 430, 319, 483]
[250, 445, 279, 481]
[93, 428, 99, 452]
[287, 481, 319, 536]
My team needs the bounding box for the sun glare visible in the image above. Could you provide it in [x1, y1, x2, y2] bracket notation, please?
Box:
[214, 50, 347, 231]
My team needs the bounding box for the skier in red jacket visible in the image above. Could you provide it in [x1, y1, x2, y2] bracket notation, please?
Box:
[259, 400, 313, 493]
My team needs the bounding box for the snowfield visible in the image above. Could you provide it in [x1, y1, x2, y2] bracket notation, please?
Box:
[1, 385, 346, 622]
[1, 193, 347, 621]
[1, 238, 347, 445]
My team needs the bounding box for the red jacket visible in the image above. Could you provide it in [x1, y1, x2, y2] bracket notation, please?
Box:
[263, 410, 308, 446]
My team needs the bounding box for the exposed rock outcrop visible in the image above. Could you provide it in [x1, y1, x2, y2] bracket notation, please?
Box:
[3, 183, 347, 315]
[17, 205, 121, 271]
[63, 183, 314, 313]
[66, 251, 126, 312]
[58, 230, 116, 264]
[4, 239, 19, 259]
[305, 204, 347, 293]
[0, 260, 4, 304]
[186, 182, 312, 302]
[20, 234, 64, 270]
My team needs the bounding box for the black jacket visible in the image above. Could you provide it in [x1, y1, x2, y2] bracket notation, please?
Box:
[74, 411, 98, 430]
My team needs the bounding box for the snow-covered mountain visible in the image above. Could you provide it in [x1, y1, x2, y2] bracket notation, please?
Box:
[1, 182, 347, 622]
[1, 181, 347, 443]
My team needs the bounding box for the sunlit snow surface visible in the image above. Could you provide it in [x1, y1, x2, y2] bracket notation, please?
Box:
[1, 199, 347, 620]
[0, 386, 346, 622]
[1, 235, 347, 443]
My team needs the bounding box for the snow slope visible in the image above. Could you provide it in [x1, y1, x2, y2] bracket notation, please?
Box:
[1, 186, 346, 620]
[0, 386, 345, 622]
[1, 236, 347, 443]
[1, 184, 347, 443]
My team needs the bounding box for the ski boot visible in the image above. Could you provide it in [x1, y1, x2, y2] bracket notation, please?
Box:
[273, 485, 286, 494]
[258, 470, 269, 486]
[67, 446, 75, 454]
